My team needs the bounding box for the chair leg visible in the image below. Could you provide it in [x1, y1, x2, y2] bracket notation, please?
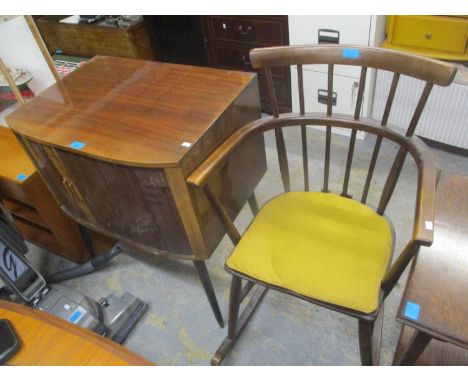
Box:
[211, 276, 267, 366]
[358, 319, 375, 366]
[227, 276, 242, 339]
[193, 261, 224, 328]
[358, 306, 384, 366]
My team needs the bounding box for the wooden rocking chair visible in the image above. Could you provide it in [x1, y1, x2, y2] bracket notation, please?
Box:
[187, 44, 456, 365]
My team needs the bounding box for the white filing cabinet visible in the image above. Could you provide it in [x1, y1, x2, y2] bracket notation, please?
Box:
[288, 16, 386, 138]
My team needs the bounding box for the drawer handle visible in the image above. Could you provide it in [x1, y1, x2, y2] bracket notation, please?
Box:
[318, 29, 340, 44]
[238, 25, 252, 36]
[241, 55, 251, 66]
[318, 89, 337, 106]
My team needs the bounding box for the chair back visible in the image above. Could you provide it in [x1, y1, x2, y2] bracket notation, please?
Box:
[249, 44, 456, 213]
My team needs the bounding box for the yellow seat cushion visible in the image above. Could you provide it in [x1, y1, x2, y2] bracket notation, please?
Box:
[226, 192, 393, 314]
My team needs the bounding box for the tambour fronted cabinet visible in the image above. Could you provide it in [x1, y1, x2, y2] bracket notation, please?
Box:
[6, 56, 266, 326]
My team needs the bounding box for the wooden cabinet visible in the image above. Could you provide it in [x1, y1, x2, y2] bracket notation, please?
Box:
[0, 127, 114, 263]
[36, 16, 154, 59]
[382, 16, 468, 61]
[7, 57, 266, 261]
[203, 16, 292, 114]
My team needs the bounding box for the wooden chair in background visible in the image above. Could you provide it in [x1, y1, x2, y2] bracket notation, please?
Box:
[187, 45, 457, 365]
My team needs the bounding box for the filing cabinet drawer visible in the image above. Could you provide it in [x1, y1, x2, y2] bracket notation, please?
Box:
[290, 67, 368, 137]
[288, 15, 372, 78]
[209, 16, 286, 46]
[390, 16, 468, 55]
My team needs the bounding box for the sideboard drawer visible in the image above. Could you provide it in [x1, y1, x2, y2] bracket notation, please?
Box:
[211, 44, 287, 79]
[209, 16, 285, 46]
[390, 16, 468, 55]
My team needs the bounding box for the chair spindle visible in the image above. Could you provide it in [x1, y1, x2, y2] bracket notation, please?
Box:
[406, 82, 434, 137]
[377, 81, 434, 214]
[361, 72, 400, 204]
[342, 66, 368, 197]
[297, 64, 309, 191]
[323, 64, 334, 192]
[265, 67, 290, 192]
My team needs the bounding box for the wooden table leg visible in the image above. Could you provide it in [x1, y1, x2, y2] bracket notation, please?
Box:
[394, 328, 432, 365]
[193, 260, 224, 328]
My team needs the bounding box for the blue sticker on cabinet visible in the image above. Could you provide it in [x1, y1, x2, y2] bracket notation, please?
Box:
[69, 141, 86, 150]
[404, 301, 420, 321]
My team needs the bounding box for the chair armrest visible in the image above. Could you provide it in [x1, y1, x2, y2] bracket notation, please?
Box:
[408, 136, 439, 246]
[187, 116, 274, 188]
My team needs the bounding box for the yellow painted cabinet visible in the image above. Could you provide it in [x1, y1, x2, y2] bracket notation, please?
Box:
[382, 16, 468, 61]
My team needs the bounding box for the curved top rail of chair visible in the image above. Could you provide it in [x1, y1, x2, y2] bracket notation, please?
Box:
[249, 44, 457, 87]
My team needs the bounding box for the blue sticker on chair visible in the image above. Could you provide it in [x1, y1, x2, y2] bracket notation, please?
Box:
[404, 301, 420, 321]
[16, 173, 28, 181]
[69, 141, 86, 150]
[342, 48, 360, 60]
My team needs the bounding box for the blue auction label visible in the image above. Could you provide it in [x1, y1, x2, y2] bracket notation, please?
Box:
[69, 141, 86, 150]
[342, 48, 360, 60]
[68, 307, 85, 323]
[16, 173, 28, 181]
[404, 301, 421, 321]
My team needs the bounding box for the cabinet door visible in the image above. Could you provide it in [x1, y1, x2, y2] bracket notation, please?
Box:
[291, 67, 368, 138]
[288, 15, 371, 77]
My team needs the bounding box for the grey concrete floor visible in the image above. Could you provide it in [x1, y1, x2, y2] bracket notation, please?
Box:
[25, 127, 468, 365]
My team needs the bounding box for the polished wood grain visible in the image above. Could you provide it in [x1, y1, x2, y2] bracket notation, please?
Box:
[0, 301, 153, 366]
[7, 56, 257, 167]
[394, 172, 468, 365]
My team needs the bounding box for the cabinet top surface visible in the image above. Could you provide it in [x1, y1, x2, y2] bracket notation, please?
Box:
[7, 56, 256, 166]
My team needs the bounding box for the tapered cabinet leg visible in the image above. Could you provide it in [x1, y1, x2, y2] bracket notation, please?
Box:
[193, 261, 224, 328]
